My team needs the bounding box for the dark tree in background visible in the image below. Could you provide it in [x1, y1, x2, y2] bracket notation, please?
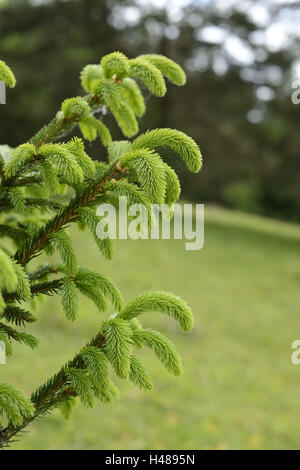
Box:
[0, 0, 299, 221]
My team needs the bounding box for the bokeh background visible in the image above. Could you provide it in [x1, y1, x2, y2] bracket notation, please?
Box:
[1, 0, 300, 450]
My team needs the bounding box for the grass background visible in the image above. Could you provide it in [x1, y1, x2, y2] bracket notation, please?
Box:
[2, 206, 300, 450]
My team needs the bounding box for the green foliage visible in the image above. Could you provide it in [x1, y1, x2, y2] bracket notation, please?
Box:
[58, 396, 77, 421]
[4, 143, 36, 178]
[80, 64, 103, 93]
[101, 52, 129, 79]
[0, 60, 16, 88]
[164, 163, 181, 205]
[0, 323, 39, 350]
[80, 346, 109, 386]
[77, 206, 114, 260]
[94, 78, 120, 108]
[78, 116, 97, 142]
[0, 305, 36, 327]
[119, 291, 194, 332]
[6, 188, 25, 211]
[121, 149, 166, 204]
[102, 319, 133, 379]
[91, 119, 112, 147]
[67, 368, 94, 408]
[120, 78, 145, 117]
[0, 331, 12, 358]
[77, 51, 192, 142]
[11, 260, 31, 300]
[61, 97, 90, 119]
[61, 278, 79, 321]
[113, 100, 139, 138]
[131, 128, 203, 173]
[75, 267, 124, 312]
[0, 51, 201, 447]
[132, 329, 183, 376]
[73, 277, 106, 312]
[129, 58, 166, 97]
[95, 79, 138, 137]
[107, 141, 131, 162]
[129, 356, 153, 391]
[139, 54, 186, 86]
[96, 380, 120, 404]
[0, 292, 5, 317]
[0, 383, 34, 427]
[79, 115, 112, 146]
[39, 159, 60, 194]
[104, 180, 152, 225]
[50, 231, 78, 276]
[79, 346, 119, 403]
[66, 138, 95, 178]
[38, 143, 84, 185]
[0, 249, 18, 293]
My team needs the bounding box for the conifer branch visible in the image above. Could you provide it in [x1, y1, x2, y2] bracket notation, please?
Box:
[0, 52, 202, 448]
[3, 279, 63, 304]
[29, 94, 103, 148]
[0, 331, 106, 446]
[0, 166, 6, 181]
[28, 264, 64, 282]
[0, 224, 29, 240]
[13, 162, 125, 266]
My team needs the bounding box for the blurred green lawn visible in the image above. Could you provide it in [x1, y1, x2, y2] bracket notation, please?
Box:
[2, 206, 300, 450]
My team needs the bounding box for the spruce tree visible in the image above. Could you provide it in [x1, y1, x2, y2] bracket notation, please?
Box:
[0, 52, 202, 448]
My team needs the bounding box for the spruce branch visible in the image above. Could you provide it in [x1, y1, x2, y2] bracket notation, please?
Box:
[29, 94, 103, 148]
[0, 305, 36, 327]
[13, 162, 126, 266]
[3, 279, 63, 304]
[0, 322, 39, 349]
[0, 224, 30, 240]
[0, 51, 202, 449]
[28, 263, 64, 282]
[0, 331, 106, 446]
